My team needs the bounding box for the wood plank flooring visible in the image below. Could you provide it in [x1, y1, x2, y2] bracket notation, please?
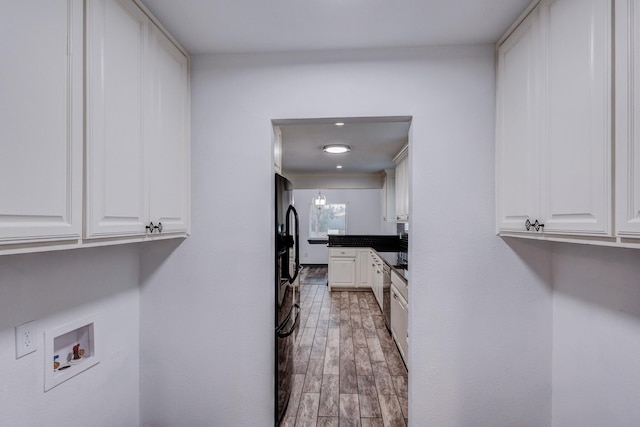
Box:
[281, 266, 408, 427]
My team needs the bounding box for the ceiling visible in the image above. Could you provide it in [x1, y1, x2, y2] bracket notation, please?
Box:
[140, 0, 531, 55]
[278, 117, 410, 176]
[138, 0, 530, 184]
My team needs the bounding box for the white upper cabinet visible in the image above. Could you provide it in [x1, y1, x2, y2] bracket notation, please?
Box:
[496, 7, 542, 233]
[85, 0, 148, 238]
[496, 0, 613, 238]
[0, 0, 83, 244]
[0, 0, 189, 254]
[86, 0, 190, 239]
[274, 126, 283, 174]
[541, 0, 612, 236]
[616, 0, 640, 238]
[394, 146, 409, 222]
[382, 168, 396, 222]
[147, 24, 190, 235]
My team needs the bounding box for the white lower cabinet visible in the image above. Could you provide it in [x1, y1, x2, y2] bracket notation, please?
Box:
[0, 0, 84, 245]
[328, 248, 357, 289]
[357, 249, 371, 287]
[370, 252, 384, 310]
[390, 288, 408, 361]
[390, 280, 408, 366]
[375, 269, 384, 310]
[329, 248, 384, 298]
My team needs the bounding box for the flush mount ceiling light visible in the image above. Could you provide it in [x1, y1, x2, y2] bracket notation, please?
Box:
[336, 165, 343, 169]
[323, 144, 350, 154]
[334, 122, 345, 126]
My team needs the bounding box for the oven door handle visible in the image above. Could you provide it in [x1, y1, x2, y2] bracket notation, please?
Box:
[276, 304, 300, 338]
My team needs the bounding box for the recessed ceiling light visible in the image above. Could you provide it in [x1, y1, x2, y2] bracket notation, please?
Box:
[323, 144, 350, 154]
[334, 122, 345, 126]
[336, 165, 343, 169]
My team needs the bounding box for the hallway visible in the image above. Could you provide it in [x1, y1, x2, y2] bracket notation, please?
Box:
[281, 266, 408, 427]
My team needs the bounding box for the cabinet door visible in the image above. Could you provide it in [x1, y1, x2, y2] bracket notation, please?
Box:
[383, 169, 396, 222]
[357, 249, 370, 287]
[390, 285, 403, 354]
[390, 285, 408, 363]
[400, 295, 408, 364]
[368, 251, 375, 291]
[274, 126, 283, 174]
[375, 269, 383, 309]
[541, 0, 612, 235]
[496, 9, 542, 233]
[394, 157, 409, 222]
[85, 0, 149, 238]
[329, 257, 356, 287]
[616, 0, 640, 237]
[147, 25, 190, 234]
[0, 0, 83, 243]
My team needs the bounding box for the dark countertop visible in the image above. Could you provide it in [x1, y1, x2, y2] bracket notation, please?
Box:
[327, 234, 402, 252]
[391, 266, 408, 283]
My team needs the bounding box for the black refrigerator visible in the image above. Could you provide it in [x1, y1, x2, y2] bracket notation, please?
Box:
[274, 173, 300, 425]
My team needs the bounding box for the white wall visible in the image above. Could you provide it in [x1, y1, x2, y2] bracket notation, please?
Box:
[0, 245, 140, 427]
[139, 46, 553, 426]
[293, 188, 396, 264]
[552, 243, 640, 426]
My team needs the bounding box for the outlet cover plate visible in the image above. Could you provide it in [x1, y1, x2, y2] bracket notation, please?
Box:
[16, 321, 37, 359]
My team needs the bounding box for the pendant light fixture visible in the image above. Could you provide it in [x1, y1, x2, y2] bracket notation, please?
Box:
[312, 189, 327, 210]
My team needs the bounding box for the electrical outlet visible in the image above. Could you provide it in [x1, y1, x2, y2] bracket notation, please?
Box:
[15, 321, 37, 359]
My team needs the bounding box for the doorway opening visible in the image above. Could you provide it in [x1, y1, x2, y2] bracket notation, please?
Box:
[273, 115, 411, 426]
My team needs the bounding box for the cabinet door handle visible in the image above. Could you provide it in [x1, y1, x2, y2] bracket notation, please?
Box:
[525, 219, 545, 232]
[145, 221, 163, 234]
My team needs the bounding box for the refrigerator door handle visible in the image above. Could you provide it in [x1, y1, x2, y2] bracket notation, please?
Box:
[276, 304, 301, 338]
[285, 205, 300, 283]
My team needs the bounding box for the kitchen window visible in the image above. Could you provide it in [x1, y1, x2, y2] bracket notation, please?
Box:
[309, 203, 346, 240]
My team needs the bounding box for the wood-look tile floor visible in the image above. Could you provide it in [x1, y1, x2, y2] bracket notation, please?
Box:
[282, 266, 408, 427]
